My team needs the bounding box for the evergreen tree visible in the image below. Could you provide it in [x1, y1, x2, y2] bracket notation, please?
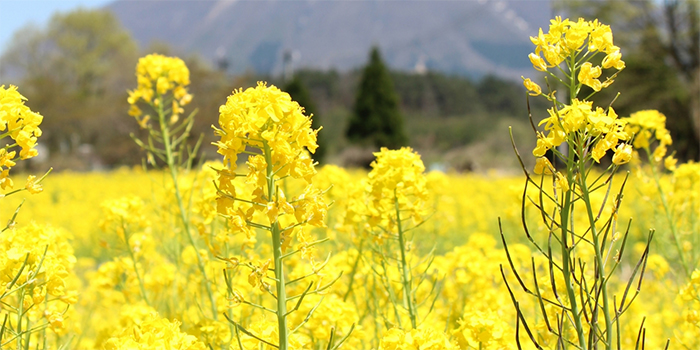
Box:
[284, 76, 326, 163]
[347, 46, 408, 149]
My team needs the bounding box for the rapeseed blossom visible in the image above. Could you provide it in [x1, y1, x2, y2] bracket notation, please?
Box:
[214, 82, 326, 248]
[625, 110, 674, 165]
[213, 82, 329, 350]
[127, 54, 192, 127]
[104, 304, 205, 350]
[0, 85, 44, 189]
[214, 82, 319, 172]
[366, 147, 428, 236]
[379, 326, 458, 350]
[529, 17, 624, 76]
[0, 223, 77, 335]
[532, 99, 629, 163]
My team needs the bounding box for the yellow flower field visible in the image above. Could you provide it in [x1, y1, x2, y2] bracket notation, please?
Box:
[0, 161, 697, 349]
[1, 16, 700, 350]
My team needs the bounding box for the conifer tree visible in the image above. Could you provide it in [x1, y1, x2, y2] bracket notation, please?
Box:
[284, 76, 326, 162]
[347, 46, 407, 149]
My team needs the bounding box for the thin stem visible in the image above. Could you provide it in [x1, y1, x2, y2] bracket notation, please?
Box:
[122, 222, 150, 306]
[578, 154, 613, 350]
[561, 135, 587, 350]
[395, 190, 417, 329]
[264, 141, 289, 350]
[156, 95, 218, 319]
[343, 240, 364, 302]
[16, 285, 24, 350]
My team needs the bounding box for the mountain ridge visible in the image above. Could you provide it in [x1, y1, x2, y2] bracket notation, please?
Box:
[106, 0, 552, 79]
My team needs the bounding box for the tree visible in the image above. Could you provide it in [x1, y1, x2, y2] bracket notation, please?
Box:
[346, 46, 407, 149]
[284, 76, 327, 163]
[663, 0, 700, 159]
[0, 9, 140, 168]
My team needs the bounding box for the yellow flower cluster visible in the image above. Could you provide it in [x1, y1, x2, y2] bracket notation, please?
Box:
[528, 17, 624, 91]
[214, 82, 326, 249]
[0, 223, 77, 333]
[366, 147, 428, 235]
[533, 99, 631, 165]
[104, 304, 205, 350]
[1, 164, 697, 349]
[127, 54, 192, 127]
[214, 82, 319, 171]
[0, 85, 44, 188]
[625, 110, 675, 167]
[99, 195, 150, 240]
[453, 310, 511, 349]
[379, 326, 458, 350]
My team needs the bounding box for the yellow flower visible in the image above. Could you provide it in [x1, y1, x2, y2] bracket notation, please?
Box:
[612, 143, 633, 165]
[602, 49, 625, 70]
[379, 327, 458, 350]
[533, 157, 554, 175]
[578, 62, 603, 91]
[522, 77, 542, 96]
[128, 54, 191, 110]
[664, 155, 678, 171]
[564, 18, 592, 51]
[542, 44, 565, 67]
[0, 85, 43, 163]
[588, 20, 614, 53]
[104, 305, 205, 350]
[366, 147, 429, 234]
[25, 175, 43, 194]
[625, 110, 672, 151]
[528, 53, 548, 71]
[547, 16, 570, 42]
[527, 17, 623, 89]
[555, 172, 569, 192]
[214, 82, 319, 171]
[533, 132, 555, 157]
[214, 82, 326, 253]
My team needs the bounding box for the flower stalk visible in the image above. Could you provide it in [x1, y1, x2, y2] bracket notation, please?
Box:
[127, 54, 217, 319]
[213, 82, 332, 349]
[505, 16, 658, 350]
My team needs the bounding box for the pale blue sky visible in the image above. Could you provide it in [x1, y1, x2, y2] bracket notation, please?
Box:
[0, 0, 112, 55]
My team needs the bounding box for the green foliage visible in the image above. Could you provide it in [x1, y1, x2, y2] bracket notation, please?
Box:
[346, 47, 407, 149]
[0, 9, 140, 168]
[284, 76, 327, 162]
[391, 71, 483, 117]
[477, 75, 524, 117]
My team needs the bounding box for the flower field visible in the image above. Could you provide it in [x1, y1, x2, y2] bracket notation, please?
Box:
[1, 16, 700, 350]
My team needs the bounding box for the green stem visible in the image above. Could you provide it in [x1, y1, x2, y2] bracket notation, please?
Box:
[561, 141, 587, 350]
[558, 54, 588, 349]
[395, 191, 417, 329]
[343, 240, 364, 302]
[569, 52, 578, 101]
[16, 286, 24, 350]
[578, 158, 613, 350]
[156, 96, 218, 319]
[264, 141, 289, 350]
[123, 223, 151, 306]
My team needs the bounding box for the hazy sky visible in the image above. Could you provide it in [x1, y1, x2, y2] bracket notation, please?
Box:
[0, 0, 112, 55]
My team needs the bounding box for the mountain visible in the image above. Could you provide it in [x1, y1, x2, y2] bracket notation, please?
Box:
[106, 0, 552, 79]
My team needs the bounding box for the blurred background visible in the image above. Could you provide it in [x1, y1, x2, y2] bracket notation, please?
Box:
[0, 0, 698, 172]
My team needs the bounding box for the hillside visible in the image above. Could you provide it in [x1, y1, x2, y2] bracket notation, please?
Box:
[106, 0, 551, 79]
